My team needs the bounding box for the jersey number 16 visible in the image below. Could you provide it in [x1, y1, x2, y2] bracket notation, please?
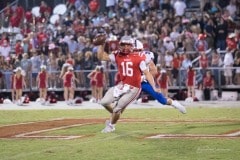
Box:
[121, 61, 133, 77]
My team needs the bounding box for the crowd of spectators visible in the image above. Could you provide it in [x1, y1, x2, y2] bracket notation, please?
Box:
[0, 0, 240, 92]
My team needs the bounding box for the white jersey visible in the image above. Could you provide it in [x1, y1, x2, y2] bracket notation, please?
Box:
[143, 51, 154, 66]
[141, 50, 154, 82]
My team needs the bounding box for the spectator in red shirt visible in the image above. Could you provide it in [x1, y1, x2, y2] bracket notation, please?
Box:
[13, 67, 26, 105]
[87, 66, 98, 103]
[10, 12, 21, 27]
[226, 33, 237, 51]
[15, 4, 25, 22]
[25, 10, 33, 23]
[194, 34, 208, 52]
[95, 66, 106, 102]
[62, 66, 79, 105]
[171, 52, 180, 86]
[186, 65, 196, 99]
[199, 51, 209, 77]
[15, 40, 24, 58]
[37, 31, 48, 46]
[157, 69, 171, 97]
[36, 65, 49, 105]
[203, 71, 215, 100]
[39, 1, 51, 17]
[88, 0, 100, 13]
[21, 24, 32, 36]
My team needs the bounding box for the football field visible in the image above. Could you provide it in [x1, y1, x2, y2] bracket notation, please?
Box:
[0, 101, 240, 160]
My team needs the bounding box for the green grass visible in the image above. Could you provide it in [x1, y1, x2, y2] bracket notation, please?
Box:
[0, 107, 240, 160]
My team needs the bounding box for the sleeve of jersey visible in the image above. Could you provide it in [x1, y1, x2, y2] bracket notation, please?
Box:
[139, 61, 147, 71]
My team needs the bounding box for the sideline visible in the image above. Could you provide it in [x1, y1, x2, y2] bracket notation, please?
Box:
[0, 100, 239, 110]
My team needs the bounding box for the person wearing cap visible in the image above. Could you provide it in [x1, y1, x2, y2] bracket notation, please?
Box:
[13, 67, 26, 105]
[36, 65, 49, 105]
[62, 66, 79, 105]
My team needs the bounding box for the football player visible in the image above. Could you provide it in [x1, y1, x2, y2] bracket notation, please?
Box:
[134, 39, 186, 114]
[97, 36, 158, 133]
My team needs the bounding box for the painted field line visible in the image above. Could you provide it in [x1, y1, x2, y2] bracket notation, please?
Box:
[146, 130, 240, 139]
[226, 131, 240, 136]
[14, 123, 95, 139]
[15, 135, 84, 140]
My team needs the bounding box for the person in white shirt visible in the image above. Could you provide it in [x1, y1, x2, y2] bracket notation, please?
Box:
[164, 51, 173, 68]
[223, 48, 234, 85]
[226, 0, 237, 18]
[163, 37, 175, 52]
[0, 40, 11, 59]
[173, 0, 186, 16]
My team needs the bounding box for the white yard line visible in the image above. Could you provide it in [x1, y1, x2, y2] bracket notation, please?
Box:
[14, 123, 95, 139]
[146, 130, 240, 139]
[0, 101, 240, 110]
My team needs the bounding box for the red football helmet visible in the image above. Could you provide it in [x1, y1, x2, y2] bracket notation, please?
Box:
[119, 36, 134, 55]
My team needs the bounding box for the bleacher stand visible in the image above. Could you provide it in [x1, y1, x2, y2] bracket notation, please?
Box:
[0, 0, 239, 101]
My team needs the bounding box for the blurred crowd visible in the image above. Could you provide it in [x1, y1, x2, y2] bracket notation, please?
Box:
[0, 0, 240, 91]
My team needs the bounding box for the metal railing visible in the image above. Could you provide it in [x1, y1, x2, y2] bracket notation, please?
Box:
[0, 69, 118, 92]
[0, 0, 19, 14]
[0, 67, 239, 93]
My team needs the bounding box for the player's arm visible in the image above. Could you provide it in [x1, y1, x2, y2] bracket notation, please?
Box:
[140, 61, 158, 91]
[143, 69, 156, 89]
[148, 61, 157, 76]
[97, 45, 110, 61]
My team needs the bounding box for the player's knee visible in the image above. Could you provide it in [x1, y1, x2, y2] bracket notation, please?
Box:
[99, 99, 110, 107]
[113, 107, 122, 114]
